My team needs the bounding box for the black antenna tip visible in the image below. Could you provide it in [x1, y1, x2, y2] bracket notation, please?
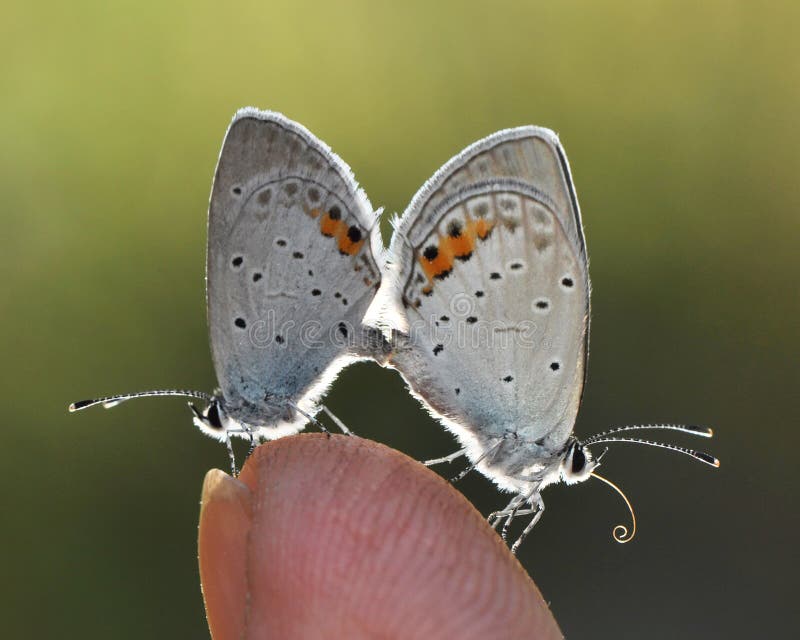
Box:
[69, 400, 91, 412]
[697, 451, 721, 467]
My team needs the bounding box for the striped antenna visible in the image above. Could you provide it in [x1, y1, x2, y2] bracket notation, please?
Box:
[584, 436, 720, 468]
[69, 389, 212, 412]
[584, 424, 712, 445]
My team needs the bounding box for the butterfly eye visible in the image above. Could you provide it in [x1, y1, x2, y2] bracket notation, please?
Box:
[205, 402, 223, 429]
[571, 446, 587, 474]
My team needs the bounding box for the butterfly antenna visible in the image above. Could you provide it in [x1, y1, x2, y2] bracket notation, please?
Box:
[591, 471, 637, 543]
[585, 437, 720, 468]
[584, 424, 713, 445]
[69, 389, 212, 412]
[320, 405, 355, 436]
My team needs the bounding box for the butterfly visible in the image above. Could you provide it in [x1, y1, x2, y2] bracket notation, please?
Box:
[373, 126, 719, 552]
[70, 109, 389, 472]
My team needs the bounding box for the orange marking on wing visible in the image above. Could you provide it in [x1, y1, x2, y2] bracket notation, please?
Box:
[442, 232, 474, 258]
[309, 208, 321, 218]
[473, 217, 493, 240]
[319, 209, 364, 255]
[337, 232, 364, 256]
[420, 256, 436, 281]
[418, 216, 491, 291]
[320, 212, 344, 238]
[419, 235, 454, 280]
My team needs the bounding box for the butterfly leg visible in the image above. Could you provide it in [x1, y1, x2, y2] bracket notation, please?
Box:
[495, 489, 538, 541]
[510, 495, 545, 555]
[501, 498, 529, 542]
[247, 429, 257, 457]
[320, 404, 355, 436]
[288, 401, 330, 435]
[487, 494, 525, 529]
[450, 438, 504, 483]
[423, 447, 468, 467]
[489, 494, 524, 529]
[499, 506, 538, 540]
[225, 432, 238, 477]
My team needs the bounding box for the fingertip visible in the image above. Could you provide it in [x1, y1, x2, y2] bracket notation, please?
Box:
[200, 435, 560, 639]
[198, 469, 252, 640]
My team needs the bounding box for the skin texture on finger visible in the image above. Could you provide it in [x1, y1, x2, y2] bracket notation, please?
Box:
[199, 434, 562, 640]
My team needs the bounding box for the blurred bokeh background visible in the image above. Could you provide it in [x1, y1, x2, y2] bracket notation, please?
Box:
[2, 1, 797, 637]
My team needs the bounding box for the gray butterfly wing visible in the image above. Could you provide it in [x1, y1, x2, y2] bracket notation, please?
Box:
[208, 109, 384, 434]
[382, 127, 589, 481]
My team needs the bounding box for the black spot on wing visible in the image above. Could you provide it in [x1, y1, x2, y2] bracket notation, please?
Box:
[347, 225, 362, 242]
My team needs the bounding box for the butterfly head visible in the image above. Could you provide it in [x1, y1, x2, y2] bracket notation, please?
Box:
[189, 392, 230, 441]
[559, 439, 599, 485]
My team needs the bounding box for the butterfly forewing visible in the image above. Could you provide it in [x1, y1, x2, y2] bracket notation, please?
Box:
[384, 128, 589, 466]
[208, 110, 383, 428]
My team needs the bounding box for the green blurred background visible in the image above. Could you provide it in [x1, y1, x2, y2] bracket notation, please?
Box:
[2, 1, 797, 637]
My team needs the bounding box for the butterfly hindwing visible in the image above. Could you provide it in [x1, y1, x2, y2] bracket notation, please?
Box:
[381, 127, 589, 478]
[207, 109, 384, 433]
